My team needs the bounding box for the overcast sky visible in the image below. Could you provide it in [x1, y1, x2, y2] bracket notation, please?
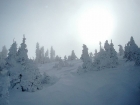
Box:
[0, 0, 140, 58]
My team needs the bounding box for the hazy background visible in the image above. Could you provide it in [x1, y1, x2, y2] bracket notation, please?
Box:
[0, 0, 140, 58]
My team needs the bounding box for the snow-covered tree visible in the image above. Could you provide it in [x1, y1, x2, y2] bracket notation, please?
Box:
[71, 50, 77, 60]
[14, 35, 42, 92]
[44, 49, 50, 63]
[118, 45, 124, 56]
[5, 41, 21, 89]
[104, 40, 110, 52]
[124, 36, 138, 61]
[67, 55, 71, 61]
[50, 46, 55, 62]
[135, 48, 140, 66]
[109, 40, 118, 67]
[128, 36, 138, 61]
[80, 44, 93, 71]
[35, 42, 41, 63]
[40, 46, 45, 64]
[0, 69, 10, 105]
[1, 46, 8, 59]
[6, 41, 17, 69]
[64, 55, 67, 61]
[93, 42, 110, 69]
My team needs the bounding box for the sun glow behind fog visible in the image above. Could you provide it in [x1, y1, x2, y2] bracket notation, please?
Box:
[76, 6, 115, 46]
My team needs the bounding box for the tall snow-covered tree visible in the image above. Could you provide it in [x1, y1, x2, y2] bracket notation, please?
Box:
[5, 40, 22, 89]
[35, 42, 41, 63]
[15, 35, 42, 92]
[80, 44, 93, 71]
[40, 46, 45, 64]
[109, 40, 118, 67]
[50, 46, 55, 61]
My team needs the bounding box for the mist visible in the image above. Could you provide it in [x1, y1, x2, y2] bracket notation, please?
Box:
[0, 0, 140, 58]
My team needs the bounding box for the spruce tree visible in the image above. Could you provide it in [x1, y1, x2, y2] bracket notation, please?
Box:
[118, 45, 124, 56]
[16, 35, 42, 92]
[71, 50, 77, 60]
[80, 44, 92, 71]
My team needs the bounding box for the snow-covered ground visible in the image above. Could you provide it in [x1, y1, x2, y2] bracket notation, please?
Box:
[9, 57, 140, 105]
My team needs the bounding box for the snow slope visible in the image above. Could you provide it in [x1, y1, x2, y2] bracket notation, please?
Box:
[9, 58, 140, 105]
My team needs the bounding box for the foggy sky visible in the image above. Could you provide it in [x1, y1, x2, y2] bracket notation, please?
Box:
[0, 0, 140, 58]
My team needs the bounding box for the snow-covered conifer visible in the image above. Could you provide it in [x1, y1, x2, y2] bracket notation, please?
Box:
[35, 42, 41, 63]
[80, 44, 92, 71]
[40, 46, 45, 64]
[50, 46, 55, 62]
[118, 45, 124, 56]
[71, 50, 77, 60]
[109, 40, 118, 67]
[15, 35, 42, 92]
[64, 55, 67, 61]
[1, 46, 8, 59]
[44, 49, 50, 63]
[104, 40, 110, 52]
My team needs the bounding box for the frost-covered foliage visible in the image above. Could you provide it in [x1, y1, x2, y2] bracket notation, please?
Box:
[109, 40, 118, 67]
[44, 49, 50, 63]
[41, 72, 50, 84]
[35, 43, 46, 64]
[124, 37, 138, 61]
[35, 42, 41, 63]
[80, 44, 93, 71]
[53, 57, 73, 69]
[0, 69, 10, 105]
[64, 55, 67, 61]
[93, 40, 118, 70]
[135, 48, 140, 66]
[123, 36, 140, 66]
[71, 50, 77, 60]
[7, 36, 43, 92]
[40, 46, 45, 64]
[55, 55, 61, 62]
[118, 45, 124, 56]
[1, 46, 8, 59]
[50, 46, 55, 62]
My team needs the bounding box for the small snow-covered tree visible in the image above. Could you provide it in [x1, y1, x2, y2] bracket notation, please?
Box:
[71, 50, 77, 60]
[104, 40, 110, 52]
[1, 46, 8, 59]
[64, 55, 67, 61]
[118, 45, 124, 56]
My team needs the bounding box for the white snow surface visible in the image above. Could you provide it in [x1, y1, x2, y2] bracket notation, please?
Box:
[9, 57, 140, 105]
